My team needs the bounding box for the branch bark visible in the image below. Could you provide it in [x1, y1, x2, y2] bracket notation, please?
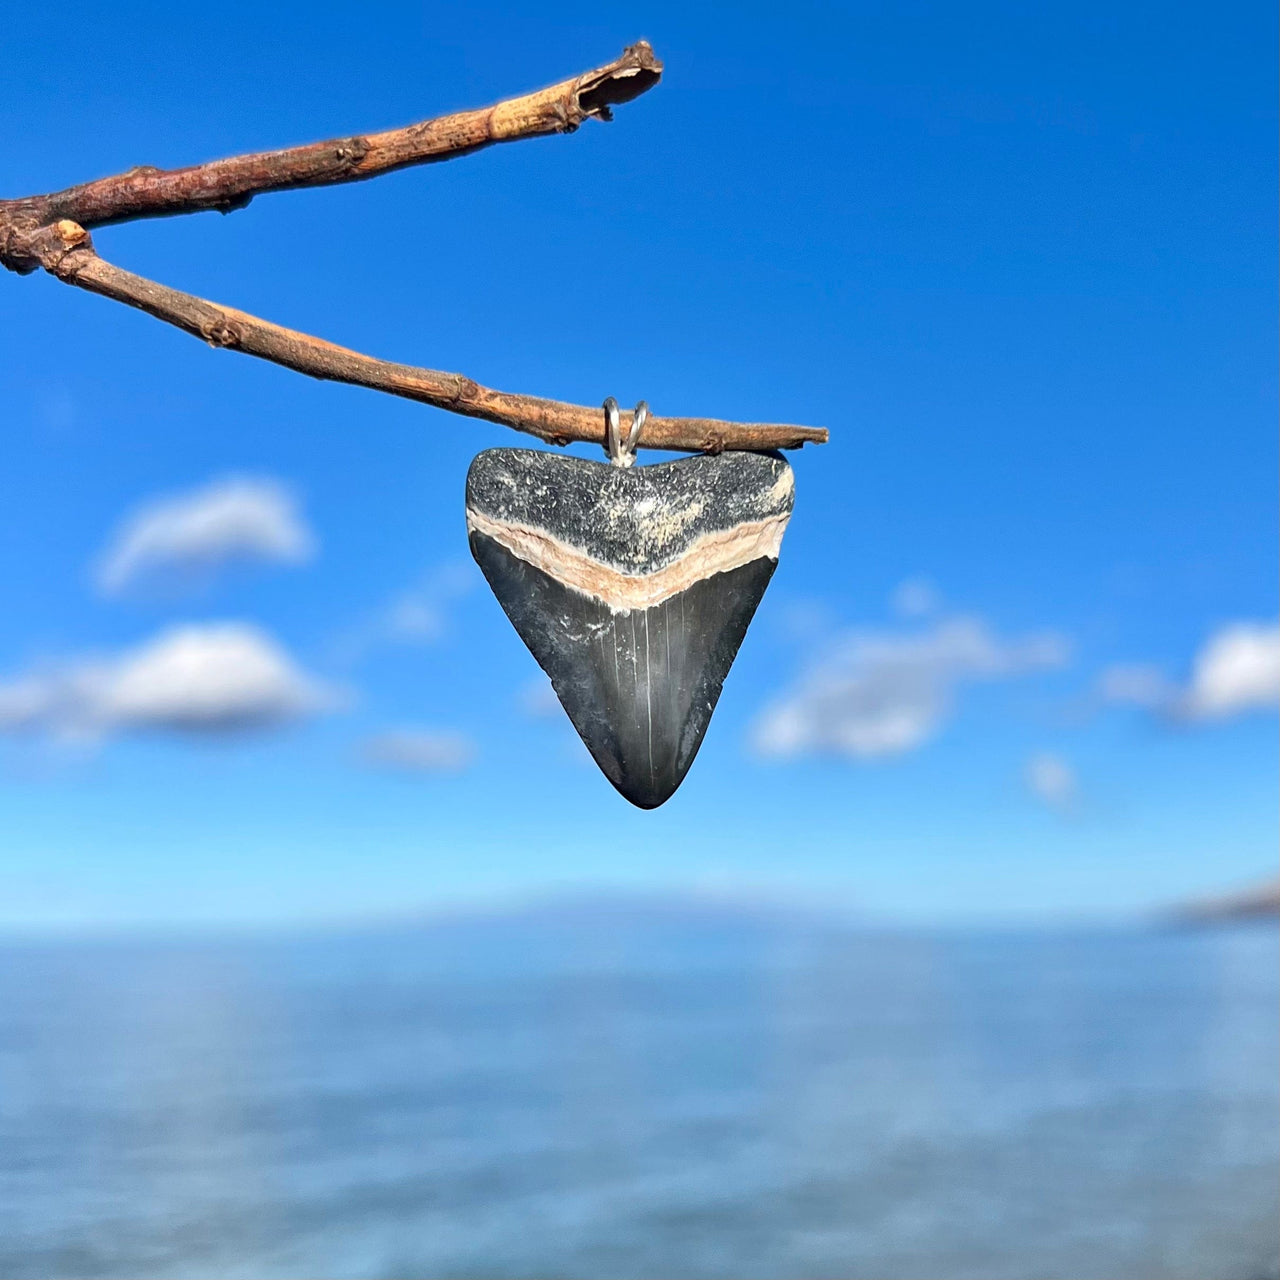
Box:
[0, 43, 829, 453]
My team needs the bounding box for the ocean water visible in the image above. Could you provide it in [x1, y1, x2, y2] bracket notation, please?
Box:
[0, 906, 1275, 1279]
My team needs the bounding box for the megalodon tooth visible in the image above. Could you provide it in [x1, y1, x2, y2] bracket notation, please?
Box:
[466, 448, 794, 809]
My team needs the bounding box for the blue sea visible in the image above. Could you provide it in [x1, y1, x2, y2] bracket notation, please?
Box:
[0, 904, 1275, 1279]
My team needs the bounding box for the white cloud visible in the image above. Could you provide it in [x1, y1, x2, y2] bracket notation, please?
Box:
[752, 616, 1070, 760]
[0, 623, 338, 741]
[360, 729, 475, 774]
[1099, 621, 1279, 722]
[1183, 621, 1280, 719]
[95, 476, 314, 595]
[891, 577, 940, 619]
[1025, 752, 1078, 812]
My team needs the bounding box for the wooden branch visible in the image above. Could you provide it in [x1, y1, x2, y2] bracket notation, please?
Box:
[0, 43, 829, 453]
[37, 220, 827, 452]
[0, 42, 663, 245]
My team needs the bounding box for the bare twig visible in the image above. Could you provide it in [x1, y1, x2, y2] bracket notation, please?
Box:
[0, 44, 829, 453]
[0, 42, 663, 243]
[38, 221, 825, 452]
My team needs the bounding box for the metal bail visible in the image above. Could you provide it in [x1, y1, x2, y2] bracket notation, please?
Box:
[603, 397, 647, 468]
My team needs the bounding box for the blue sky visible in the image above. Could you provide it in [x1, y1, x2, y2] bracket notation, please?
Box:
[1, 0, 1275, 929]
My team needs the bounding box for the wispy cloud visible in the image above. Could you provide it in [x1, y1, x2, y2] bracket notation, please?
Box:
[1099, 620, 1280, 721]
[518, 675, 561, 719]
[378, 562, 474, 643]
[1025, 751, 1078, 813]
[359, 728, 476, 775]
[891, 576, 941, 619]
[753, 615, 1070, 760]
[1096, 663, 1172, 711]
[333, 561, 476, 662]
[95, 476, 314, 596]
[0, 623, 339, 743]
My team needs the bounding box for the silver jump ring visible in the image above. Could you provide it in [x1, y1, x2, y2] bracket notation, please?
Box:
[626, 401, 648, 457]
[603, 396, 622, 464]
[603, 397, 647, 468]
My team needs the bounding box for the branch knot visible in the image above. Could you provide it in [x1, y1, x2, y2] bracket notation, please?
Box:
[200, 314, 243, 348]
[333, 138, 371, 169]
[6, 219, 97, 280]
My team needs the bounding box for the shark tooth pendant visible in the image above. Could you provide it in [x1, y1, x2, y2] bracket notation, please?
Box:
[467, 400, 795, 809]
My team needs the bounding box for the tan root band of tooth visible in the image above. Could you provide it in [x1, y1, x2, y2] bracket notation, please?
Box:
[466, 508, 789, 610]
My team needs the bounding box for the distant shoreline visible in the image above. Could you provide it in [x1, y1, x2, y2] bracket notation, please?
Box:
[1168, 879, 1280, 925]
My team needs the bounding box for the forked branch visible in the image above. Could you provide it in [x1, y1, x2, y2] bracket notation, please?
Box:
[0, 43, 828, 453]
